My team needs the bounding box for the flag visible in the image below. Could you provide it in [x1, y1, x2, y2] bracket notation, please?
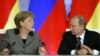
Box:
[87, 1, 100, 30]
[69, 0, 99, 23]
[29, 0, 67, 54]
[0, 0, 19, 33]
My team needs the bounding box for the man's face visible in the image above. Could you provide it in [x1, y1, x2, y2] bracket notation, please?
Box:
[70, 18, 84, 36]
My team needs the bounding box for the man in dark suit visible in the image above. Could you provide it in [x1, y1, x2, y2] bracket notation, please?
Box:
[58, 15, 100, 55]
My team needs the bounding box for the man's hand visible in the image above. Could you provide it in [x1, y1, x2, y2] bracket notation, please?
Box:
[78, 48, 89, 55]
[78, 45, 93, 55]
[82, 45, 93, 54]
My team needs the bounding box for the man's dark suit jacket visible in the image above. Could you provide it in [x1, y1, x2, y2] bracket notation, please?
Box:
[58, 29, 100, 55]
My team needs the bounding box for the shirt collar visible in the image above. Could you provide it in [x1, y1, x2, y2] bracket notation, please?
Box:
[14, 28, 34, 37]
[76, 30, 85, 39]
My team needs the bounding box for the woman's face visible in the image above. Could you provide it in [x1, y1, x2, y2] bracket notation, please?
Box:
[20, 17, 34, 31]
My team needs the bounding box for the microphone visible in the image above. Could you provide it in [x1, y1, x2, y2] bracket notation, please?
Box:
[75, 37, 81, 55]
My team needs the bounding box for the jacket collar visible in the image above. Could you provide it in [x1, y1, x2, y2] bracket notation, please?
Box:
[14, 28, 34, 37]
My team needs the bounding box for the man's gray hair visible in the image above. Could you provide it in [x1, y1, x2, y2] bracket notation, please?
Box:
[74, 15, 86, 27]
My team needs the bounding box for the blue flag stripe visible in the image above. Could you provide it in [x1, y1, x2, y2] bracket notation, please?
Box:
[29, 0, 56, 32]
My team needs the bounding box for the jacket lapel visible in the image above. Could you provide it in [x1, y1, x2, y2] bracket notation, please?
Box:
[25, 35, 33, 46]
[15, 34, 24, 46]
[83, 29, 90, 45]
